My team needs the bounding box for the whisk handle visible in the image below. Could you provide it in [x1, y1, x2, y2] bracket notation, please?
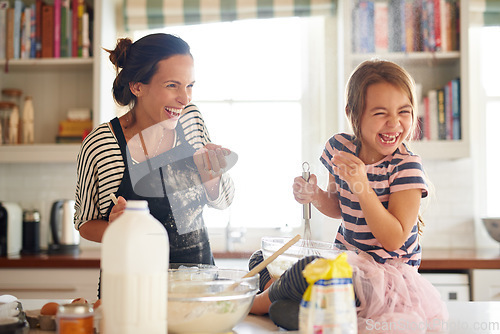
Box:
[302, 170, 311, 220]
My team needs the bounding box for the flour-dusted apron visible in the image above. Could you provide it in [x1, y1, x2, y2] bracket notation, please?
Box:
[108, 117, 214, 264]
[97, 118, 214, 298]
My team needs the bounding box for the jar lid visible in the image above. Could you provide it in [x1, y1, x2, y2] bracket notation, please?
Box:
[1, 88, 22, 97]
[0, 101, 17, 109]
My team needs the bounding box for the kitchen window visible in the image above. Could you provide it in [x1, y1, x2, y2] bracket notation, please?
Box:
[134, 17, 329, 230]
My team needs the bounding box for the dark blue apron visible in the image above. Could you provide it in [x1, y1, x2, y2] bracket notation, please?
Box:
[97, 118, 214, 298]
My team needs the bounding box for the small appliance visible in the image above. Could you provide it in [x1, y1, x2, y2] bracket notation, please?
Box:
[48, 200, 80, 255]
[0, 202, 23, 256]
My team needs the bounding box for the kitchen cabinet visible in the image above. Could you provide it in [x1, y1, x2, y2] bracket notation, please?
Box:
[472, 269, 500, 301]
[337, 0, 469, 160]
[0, 268, 100, 300]
[0, 0, 116, 163]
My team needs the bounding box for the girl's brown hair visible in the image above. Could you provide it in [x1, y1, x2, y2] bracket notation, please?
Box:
[345, 59, 419, 144]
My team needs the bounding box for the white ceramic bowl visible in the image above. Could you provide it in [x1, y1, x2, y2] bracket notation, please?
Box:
[167, 266, 258, 334]
[482, 218, 500, 243]
[261, 237, 351, 278]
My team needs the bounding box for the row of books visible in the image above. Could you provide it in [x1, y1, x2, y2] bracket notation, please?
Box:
[352, 0, 460, 54]
[0, 0, 93, 60]
[416, 78, 461, 141]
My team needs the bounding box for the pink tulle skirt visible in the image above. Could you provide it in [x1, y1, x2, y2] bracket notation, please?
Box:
[347, 252, 449, 334]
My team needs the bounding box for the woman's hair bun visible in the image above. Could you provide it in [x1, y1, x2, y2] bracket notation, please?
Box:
[108, 38, 133, 69]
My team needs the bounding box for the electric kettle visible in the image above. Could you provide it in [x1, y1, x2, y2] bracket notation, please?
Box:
[48, 200, 80, 255]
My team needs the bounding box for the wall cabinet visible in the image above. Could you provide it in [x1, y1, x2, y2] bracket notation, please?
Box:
[0, 0, 116, 163]
[337, 0, 469, 160]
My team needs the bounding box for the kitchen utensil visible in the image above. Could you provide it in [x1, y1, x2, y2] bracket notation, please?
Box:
[482, 217, 500, 247]
[0, 202, 23, 256]
[302, 162, 312, 248]
[21, 210, 41, 255]
[167, 267, 258, 334]
[245, 234, 301, 279]
[48, 200, 80, 255]
[261, 237, 353, 278]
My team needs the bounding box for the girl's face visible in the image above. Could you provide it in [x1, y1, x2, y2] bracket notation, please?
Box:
[134, 54, 195, 130]
[358, 81, 413, 164]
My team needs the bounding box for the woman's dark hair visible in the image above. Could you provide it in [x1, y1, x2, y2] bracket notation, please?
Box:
[105, 33, 192, 108]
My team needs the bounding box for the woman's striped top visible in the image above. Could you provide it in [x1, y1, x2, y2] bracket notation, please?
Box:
[320, 133, 428, 267]
[74, 104, 235, 229]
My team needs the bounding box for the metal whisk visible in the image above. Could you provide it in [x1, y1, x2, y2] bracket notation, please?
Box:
[302, 162, 314, 251]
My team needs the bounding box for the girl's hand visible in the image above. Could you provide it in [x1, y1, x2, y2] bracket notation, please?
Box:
[194, 143, 231, 178]
[292, 173, 319, 205]
[109, 196, 127, 223]
[332, 152, 369, 195]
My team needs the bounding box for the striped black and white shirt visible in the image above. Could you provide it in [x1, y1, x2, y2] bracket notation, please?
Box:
[74, 104, 235, 229]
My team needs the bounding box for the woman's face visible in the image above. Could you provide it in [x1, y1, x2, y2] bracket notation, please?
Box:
[358, 81, 413, 164]
[134, 54, 195, 130]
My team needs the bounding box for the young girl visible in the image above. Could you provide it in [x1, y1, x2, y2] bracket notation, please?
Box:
[250, 59, 448, 333]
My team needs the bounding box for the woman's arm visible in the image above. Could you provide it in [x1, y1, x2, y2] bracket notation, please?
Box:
[78, 196, 127, 243]
[332, 151, 421, 251]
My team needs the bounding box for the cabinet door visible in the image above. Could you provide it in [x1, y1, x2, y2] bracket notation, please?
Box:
[0, 268, 100, 301]
[472, 269, 500, 301]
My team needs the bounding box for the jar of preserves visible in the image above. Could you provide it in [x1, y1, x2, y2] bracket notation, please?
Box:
[57, 303, 94, 334]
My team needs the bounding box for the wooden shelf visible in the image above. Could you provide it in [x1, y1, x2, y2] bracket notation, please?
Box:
[0, 144, 81, 163]
[350, 51, 460, 65]
[0, 58, 93, 72]
[410, 140, 470, 160]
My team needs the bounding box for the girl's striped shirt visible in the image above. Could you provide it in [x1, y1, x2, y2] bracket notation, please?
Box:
[74, 104, 234, 229]
[320, 133, 428, 267]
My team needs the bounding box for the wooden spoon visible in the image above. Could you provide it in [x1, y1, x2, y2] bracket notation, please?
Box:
[243, 234, 301, 278]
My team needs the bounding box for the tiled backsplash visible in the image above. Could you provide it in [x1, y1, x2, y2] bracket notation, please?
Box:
[0, 157, 487, 251]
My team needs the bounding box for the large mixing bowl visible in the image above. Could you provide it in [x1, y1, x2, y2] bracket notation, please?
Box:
[262, 237, 352, 278]
[482, 218, 500, 243]
[167, 266, 258, 333]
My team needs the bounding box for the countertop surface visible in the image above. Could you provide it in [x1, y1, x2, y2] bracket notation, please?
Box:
[17, 299, 500, 333]
[1, 248, 499, 270]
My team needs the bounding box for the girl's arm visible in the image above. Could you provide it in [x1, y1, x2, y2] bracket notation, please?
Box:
[293, 173, 342, 219]
[333, 151, 422, 251]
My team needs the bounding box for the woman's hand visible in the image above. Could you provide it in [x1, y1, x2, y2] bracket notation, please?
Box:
[109, 196, 127, 223]
[331, 151, 369, 195]
[193, 143, 231, 179]
[292, 173, 319, 205]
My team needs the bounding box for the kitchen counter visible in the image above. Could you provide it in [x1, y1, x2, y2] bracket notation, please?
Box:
[18, 299, 500, 333]
[1, 248, 499, 270]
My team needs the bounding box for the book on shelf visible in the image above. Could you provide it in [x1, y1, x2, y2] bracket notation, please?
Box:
[53, 0, 60, 58]
[41, 3, 54, 58]
[13, 0, 22, 59]
[418, 79, 461, 142]
[437, 88, 446, 140]
[0, 0, 92, 60]
[6, 7, 14, 59]
[0, 1, 8, 60]
[350, 0, 459, 54]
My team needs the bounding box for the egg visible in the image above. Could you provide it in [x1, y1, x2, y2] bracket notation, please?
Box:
[71, 298, 88, 304]
[40, 302, 59, 315]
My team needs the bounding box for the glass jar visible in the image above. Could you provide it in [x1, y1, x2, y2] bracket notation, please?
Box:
[0, 101, 16, 145]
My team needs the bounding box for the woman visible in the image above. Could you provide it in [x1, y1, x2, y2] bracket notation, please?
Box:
[74, 33, 235, 268]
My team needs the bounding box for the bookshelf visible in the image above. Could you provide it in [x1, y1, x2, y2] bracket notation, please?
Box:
[0, 0, 116, 163]
[338, 0, 469, 160]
